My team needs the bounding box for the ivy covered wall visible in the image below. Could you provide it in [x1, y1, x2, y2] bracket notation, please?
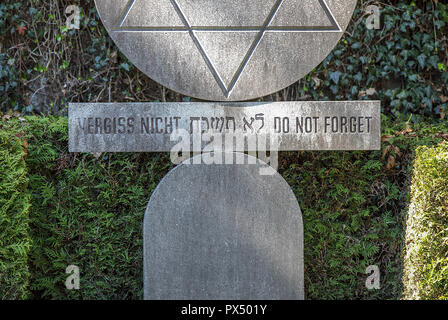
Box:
[0, 0, 447, 120]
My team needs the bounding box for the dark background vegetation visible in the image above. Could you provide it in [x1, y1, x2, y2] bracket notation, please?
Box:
[0, 0, 447, 299]
[0, 0, 447, 120]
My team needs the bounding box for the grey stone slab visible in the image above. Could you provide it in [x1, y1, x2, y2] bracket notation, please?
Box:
[69, 101, 381, 152]
[94, 0, 357, 101]
[143, 153, 303, 300]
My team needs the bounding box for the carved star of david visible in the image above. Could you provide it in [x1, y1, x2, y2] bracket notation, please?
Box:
[113, 0, 341, 98]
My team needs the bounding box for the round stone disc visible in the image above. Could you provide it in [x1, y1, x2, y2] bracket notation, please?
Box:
[95, 0, 356, 101]
[143, 153, 303, 300]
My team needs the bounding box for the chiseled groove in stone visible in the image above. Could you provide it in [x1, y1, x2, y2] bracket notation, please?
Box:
[169, 0, 230, 97]
[113, 0, 340, 32]
[96, 0, 357, 101]
[112, 0, 136, 31]
[226, 0, 284, 96]
[317, 0, 341, 30]
[111, 0, 341, 98]
[68, 101, 381, 153]
[113, 26, 341, 32]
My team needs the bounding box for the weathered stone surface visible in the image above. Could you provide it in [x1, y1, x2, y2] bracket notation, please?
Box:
[69, 101, 381, 152]
[143, 153, 304, 300]
[94, 0, 357, 101]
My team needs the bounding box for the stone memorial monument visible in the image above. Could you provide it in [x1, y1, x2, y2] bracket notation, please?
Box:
[143, 153, 303, 300]
[94, 0, 356, 101]
[69, 0, 379, 300]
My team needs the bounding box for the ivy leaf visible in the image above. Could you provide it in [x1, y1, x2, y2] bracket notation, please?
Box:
[329, 71, 342, 85]
[417, 54, 427, 68]
[120, 63, 131, 72]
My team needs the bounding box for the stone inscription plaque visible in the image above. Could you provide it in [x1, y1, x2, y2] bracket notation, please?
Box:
[94, 0, 357, 101]
[143, 153, 304, 300]
[69, 101, 381, 152]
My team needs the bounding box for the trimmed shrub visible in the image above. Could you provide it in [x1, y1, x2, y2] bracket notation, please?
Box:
[20, 116, 448, 299]
[403, 143, 448, 300]
[22, 117, 172, 299]
[283, 120, 448, 299]
[1, 116, 448, 299]
[0, 119, 32, 299]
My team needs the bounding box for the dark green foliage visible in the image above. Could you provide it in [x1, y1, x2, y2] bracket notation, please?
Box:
[0, 116, 446, 299]
[403, 143, 448, 300]
[280, 118, 448, 299]
[312, 1, 448, 121]
[22, 117, 173, 299]
[281, 151, 398, 299]
[1, 0, 447, 119]
[0, 119, 31, 299]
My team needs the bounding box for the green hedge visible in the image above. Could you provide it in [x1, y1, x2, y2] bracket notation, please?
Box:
[403, 143, 448, 300]
[1, 116, 448, 299]
[0, 119, 31, 299]
[22, 117, 171, 299]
